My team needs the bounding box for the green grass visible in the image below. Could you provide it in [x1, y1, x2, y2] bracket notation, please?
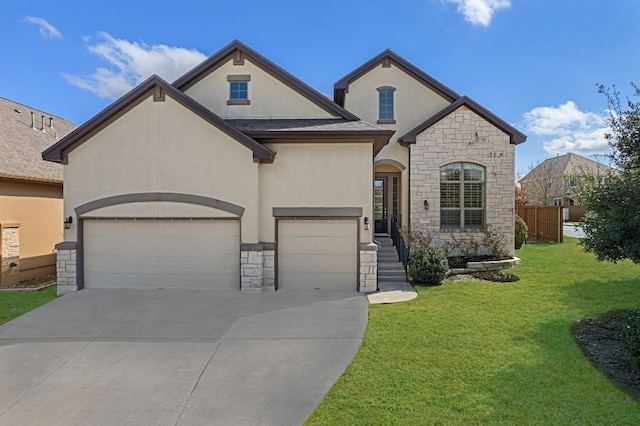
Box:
[307, 238, 640, 425]
[0, 286, 57, 326]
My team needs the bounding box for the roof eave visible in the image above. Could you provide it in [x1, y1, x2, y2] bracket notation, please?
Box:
[42, 75, 275, 164]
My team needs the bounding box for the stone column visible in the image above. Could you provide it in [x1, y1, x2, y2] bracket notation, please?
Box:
[55, 241, 78, 295]
[359, 242, 378, 292]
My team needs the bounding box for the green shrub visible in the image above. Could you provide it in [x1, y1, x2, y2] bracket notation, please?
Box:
[624, 310, 640, 373]
[408, 247, 449, 285]
[515, 214, 528, 249]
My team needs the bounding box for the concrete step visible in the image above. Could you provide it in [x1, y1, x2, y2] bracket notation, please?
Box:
[378, 265, 405, 272]
[376, 275, 408, 282]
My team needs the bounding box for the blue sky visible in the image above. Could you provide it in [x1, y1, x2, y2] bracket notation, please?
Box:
[2, 0, 639, 174]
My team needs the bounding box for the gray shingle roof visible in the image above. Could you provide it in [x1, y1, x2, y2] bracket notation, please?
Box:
[0, 97, 76, 183]
[520, 152, 615, 182]
[225, 118, 386, 133]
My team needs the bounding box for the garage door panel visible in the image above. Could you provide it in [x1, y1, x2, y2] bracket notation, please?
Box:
[278, 219, 357, 290]
[84, 220, 239, 289]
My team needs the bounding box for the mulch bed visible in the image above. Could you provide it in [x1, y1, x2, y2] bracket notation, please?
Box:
[0, 275, 57, 292]
[572, 310, 640, 401]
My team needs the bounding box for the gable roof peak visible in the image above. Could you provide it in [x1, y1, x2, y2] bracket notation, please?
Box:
[172, 40, 359, 121]
[398, 95, 527, 145]
[43, 74, 274, 164]
[333, 48, 460, 106]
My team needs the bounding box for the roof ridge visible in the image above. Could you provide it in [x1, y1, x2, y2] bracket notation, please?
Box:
[0, 96, 77, 125]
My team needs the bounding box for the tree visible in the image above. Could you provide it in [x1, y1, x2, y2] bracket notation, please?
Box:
[519, 160, 556, 205]
[578, 83, 640, 263]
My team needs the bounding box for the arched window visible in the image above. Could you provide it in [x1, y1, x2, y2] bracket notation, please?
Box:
[440, 163, 485, 229]
[377, 86, 395, 124]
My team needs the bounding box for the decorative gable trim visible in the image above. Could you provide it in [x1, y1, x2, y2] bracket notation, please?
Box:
[398, 96, 527, 145]
[334, 49, 460, 106]
[173, 40, 359, 121]
[42, 75, 275, 164]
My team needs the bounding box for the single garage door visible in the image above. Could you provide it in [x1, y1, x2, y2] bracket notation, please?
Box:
[278, 219, 357, 290]
[83, 219, 239, 289]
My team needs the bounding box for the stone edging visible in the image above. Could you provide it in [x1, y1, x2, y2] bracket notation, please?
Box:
[0, 282, 57, 293]
[448, 257, 521, 275]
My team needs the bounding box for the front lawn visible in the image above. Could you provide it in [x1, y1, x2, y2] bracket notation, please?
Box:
[307, 238, 640, 425]
[0, 286, 57, 326]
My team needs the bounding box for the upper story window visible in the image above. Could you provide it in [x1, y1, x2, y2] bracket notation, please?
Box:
[440, 162, 485, 229]
[227, 75, 250, 105]
[547, 178, 553, 189]
[377, 86, 396, 124]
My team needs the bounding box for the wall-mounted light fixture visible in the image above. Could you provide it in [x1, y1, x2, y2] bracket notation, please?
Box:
[64, 216, 73, 230]
[364, 217, 370, 230]
[423, 200, 429, 210]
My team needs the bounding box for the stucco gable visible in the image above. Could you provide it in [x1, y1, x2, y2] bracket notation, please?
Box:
[398, 96, 527, 145]
[334, 49, 460, 106]
[42, 75, 274, 164]
[173, 40, 358, 121]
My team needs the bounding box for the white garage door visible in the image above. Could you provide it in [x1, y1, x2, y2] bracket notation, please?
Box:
[83, 220, 239, 289]
[278, 219, 357, 290]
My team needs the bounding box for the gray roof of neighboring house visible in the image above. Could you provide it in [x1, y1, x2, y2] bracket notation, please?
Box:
[0, 97, 76, 183]
[520, 152, 616, 181]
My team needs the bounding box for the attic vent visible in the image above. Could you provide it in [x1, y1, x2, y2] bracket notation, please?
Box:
[233, 50, 244, 66]
[382, 57, 391, 68]
[153, 86, 165, 102]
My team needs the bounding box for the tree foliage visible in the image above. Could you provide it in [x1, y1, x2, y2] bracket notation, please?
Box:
[578, 84, 640, 263]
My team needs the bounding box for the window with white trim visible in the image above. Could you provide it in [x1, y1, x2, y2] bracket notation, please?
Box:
[440, 163, 485, 229]
[553, 198, 562, 206]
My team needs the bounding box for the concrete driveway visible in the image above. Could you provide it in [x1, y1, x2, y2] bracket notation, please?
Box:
[0, 289, 367, 425]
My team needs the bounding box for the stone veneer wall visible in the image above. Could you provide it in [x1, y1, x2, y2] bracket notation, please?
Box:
[359, 242, 378, 292]
[1, 225, 20, 286]
[410, 105, 516, 254]
[55, 242, 77, 295]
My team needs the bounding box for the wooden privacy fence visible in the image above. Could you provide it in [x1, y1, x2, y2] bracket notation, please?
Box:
[516, 206, 563, 243]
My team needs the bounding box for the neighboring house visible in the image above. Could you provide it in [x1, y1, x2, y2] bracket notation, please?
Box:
[0, 97, 75, 287]
[43, 40, 526, 296]
[519, 152, 615, 207]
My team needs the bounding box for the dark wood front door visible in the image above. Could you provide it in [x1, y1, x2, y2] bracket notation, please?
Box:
[374, 178, 387, 233]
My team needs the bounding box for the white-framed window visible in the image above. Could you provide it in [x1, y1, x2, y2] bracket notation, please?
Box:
[569, 178, 576, 187]
[553, 198, 562, 206]
[440, 162, 485, 229]
[547, 178, 553, 189]
[227, 75, 250, 105]
[377, 86, 395, 124]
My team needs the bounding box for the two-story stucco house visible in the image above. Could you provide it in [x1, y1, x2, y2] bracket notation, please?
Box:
[44, 40, 526, 296]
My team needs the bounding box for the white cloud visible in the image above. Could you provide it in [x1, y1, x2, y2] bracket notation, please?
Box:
[24, 16, 63, 39]
[443, 0, 511, 27]
[63, 32, 207, 99]
[523, 101, 611, 157]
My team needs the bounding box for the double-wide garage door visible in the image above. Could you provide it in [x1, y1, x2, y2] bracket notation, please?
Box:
[278, 219, 357, 290]
[83, 220, 239, 289]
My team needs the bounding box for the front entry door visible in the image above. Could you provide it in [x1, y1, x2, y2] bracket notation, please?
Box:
[374, 178, 387, 233]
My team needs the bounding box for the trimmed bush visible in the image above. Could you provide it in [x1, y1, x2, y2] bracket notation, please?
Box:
[625, 310, 640, 373]
[408, 247, 449, 285]
[515, 214, 528, 249]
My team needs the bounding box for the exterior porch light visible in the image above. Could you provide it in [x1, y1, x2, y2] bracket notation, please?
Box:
[424, 200, 429, 210]
[64, 216, 73, 229]
[364, 217, 370, 230]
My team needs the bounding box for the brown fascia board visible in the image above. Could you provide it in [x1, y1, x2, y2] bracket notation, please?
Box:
[333, 49, 460, 106]
[398, 96, 527, 146]
[246, 129, 394, 156]
[42, 75, 275, 164]
[172, 40, 360, 121]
